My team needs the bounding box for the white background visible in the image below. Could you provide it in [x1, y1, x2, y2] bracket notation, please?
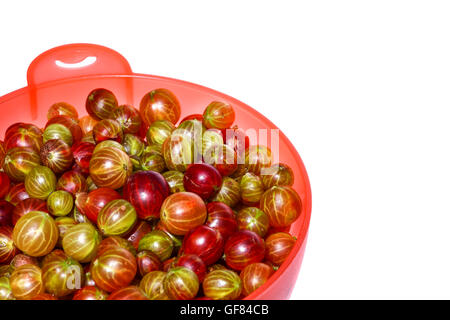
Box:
[1, 1, 450, 299]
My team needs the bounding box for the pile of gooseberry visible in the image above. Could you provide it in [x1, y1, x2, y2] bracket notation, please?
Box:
[0, 88, 302, 300]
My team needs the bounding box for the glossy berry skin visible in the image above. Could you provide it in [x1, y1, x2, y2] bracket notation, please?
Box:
[5, 183, 30, 206]
[72, 286, 108, 300]
[240, 173, 264, 206]
[80, 132, 95, 144]
[146, 120, 175, 145]
[0, 172, 11, 198]
[86, 88, 118, 120]
[43, 123, 73, 146]
[134, 119, 148, 140]
[3, 147, 41, 182]
[123, 134, 144, 159]
[137, 250, 162, 277]
[125, 148, 143, 172]
[3, 123, 23, 140]
[11, 198, 47, 225]
[112, 104, 142, 134]
[73, 206, 89, 224]
[260, 186, 302, 228]
[261, 163, 294, 189]
[138, 230, 174, 261]
[62, 223, 101, 263]
[265, 232, 296, 266]
[4, 123, 39, 140]
[0, 278, 12, 298]
[89, 148, 132, 190]
[123, 171, 170, 219]
[162, 170, 185, 194]
[205, 202, 237, 241]
[55, 217, 76, 247]
[203, 269, 242, 300]
[139, 271, 169, 300]
[83, 187, 122, 223]
[86, 176, 97, 191]
[93, 119, 124, 144]
[12, 211, 58, 257]
[154, 220, 183, 249]
[56, 170, 87, 195]
[0, 200, 14, 227]
[177, 119, 206, 142]
[245, 145, 272, 176]
[202, 129, 223, 155]
[97, 199, 137, 236]
[139, 152, 166, 172]
[206, 144, 238, 177]
[4, 123, 43, 152]
[203, 101, 235, 130]
[91, 247, 137, 293]
[144, 143, 163, 156]
[97, 236, 136, 258]
[0, 278, 11, 296]
[139, 88, 181, 126]
[9, 264, 44, 300]
[163, 266, 199, 300]
[182, 225, 224, 265]
[174, 254, 207, 282]
[172, 122, 204, 164]
[42, 249, 84, 297]
[224, 230, 265, 271]
[46, 115, 83, 145]
[236, 207, 270, 237]
[47, 102, 79, 120]
[123, 171, 170, 220]
[267, 225, 291, 236]
[74, 191, 88, 214]
[183, 163, 222, 200]
[94, 140, 126, 155]
[211, 177, 241, 208]
[8, 254, 39, 274]
[125, 220, 152, 250]
[162, 132, 195, 172]
[24, 165, 56, 200]
[0, 227, 18, 263]
[79, 115, 98, 135]
[71, 142, 95, 175]
[107, 286, 148, 300]
[240, 262, 274, 296]
[160, 192, 207, 236]
[47, 190, 73, 217]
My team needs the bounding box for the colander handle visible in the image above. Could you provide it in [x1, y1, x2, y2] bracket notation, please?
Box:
[27, 43, 132, 85]
[26, 43, 133, 119]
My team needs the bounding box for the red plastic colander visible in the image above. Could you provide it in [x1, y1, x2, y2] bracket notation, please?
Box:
[0, 44, 311, 300]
